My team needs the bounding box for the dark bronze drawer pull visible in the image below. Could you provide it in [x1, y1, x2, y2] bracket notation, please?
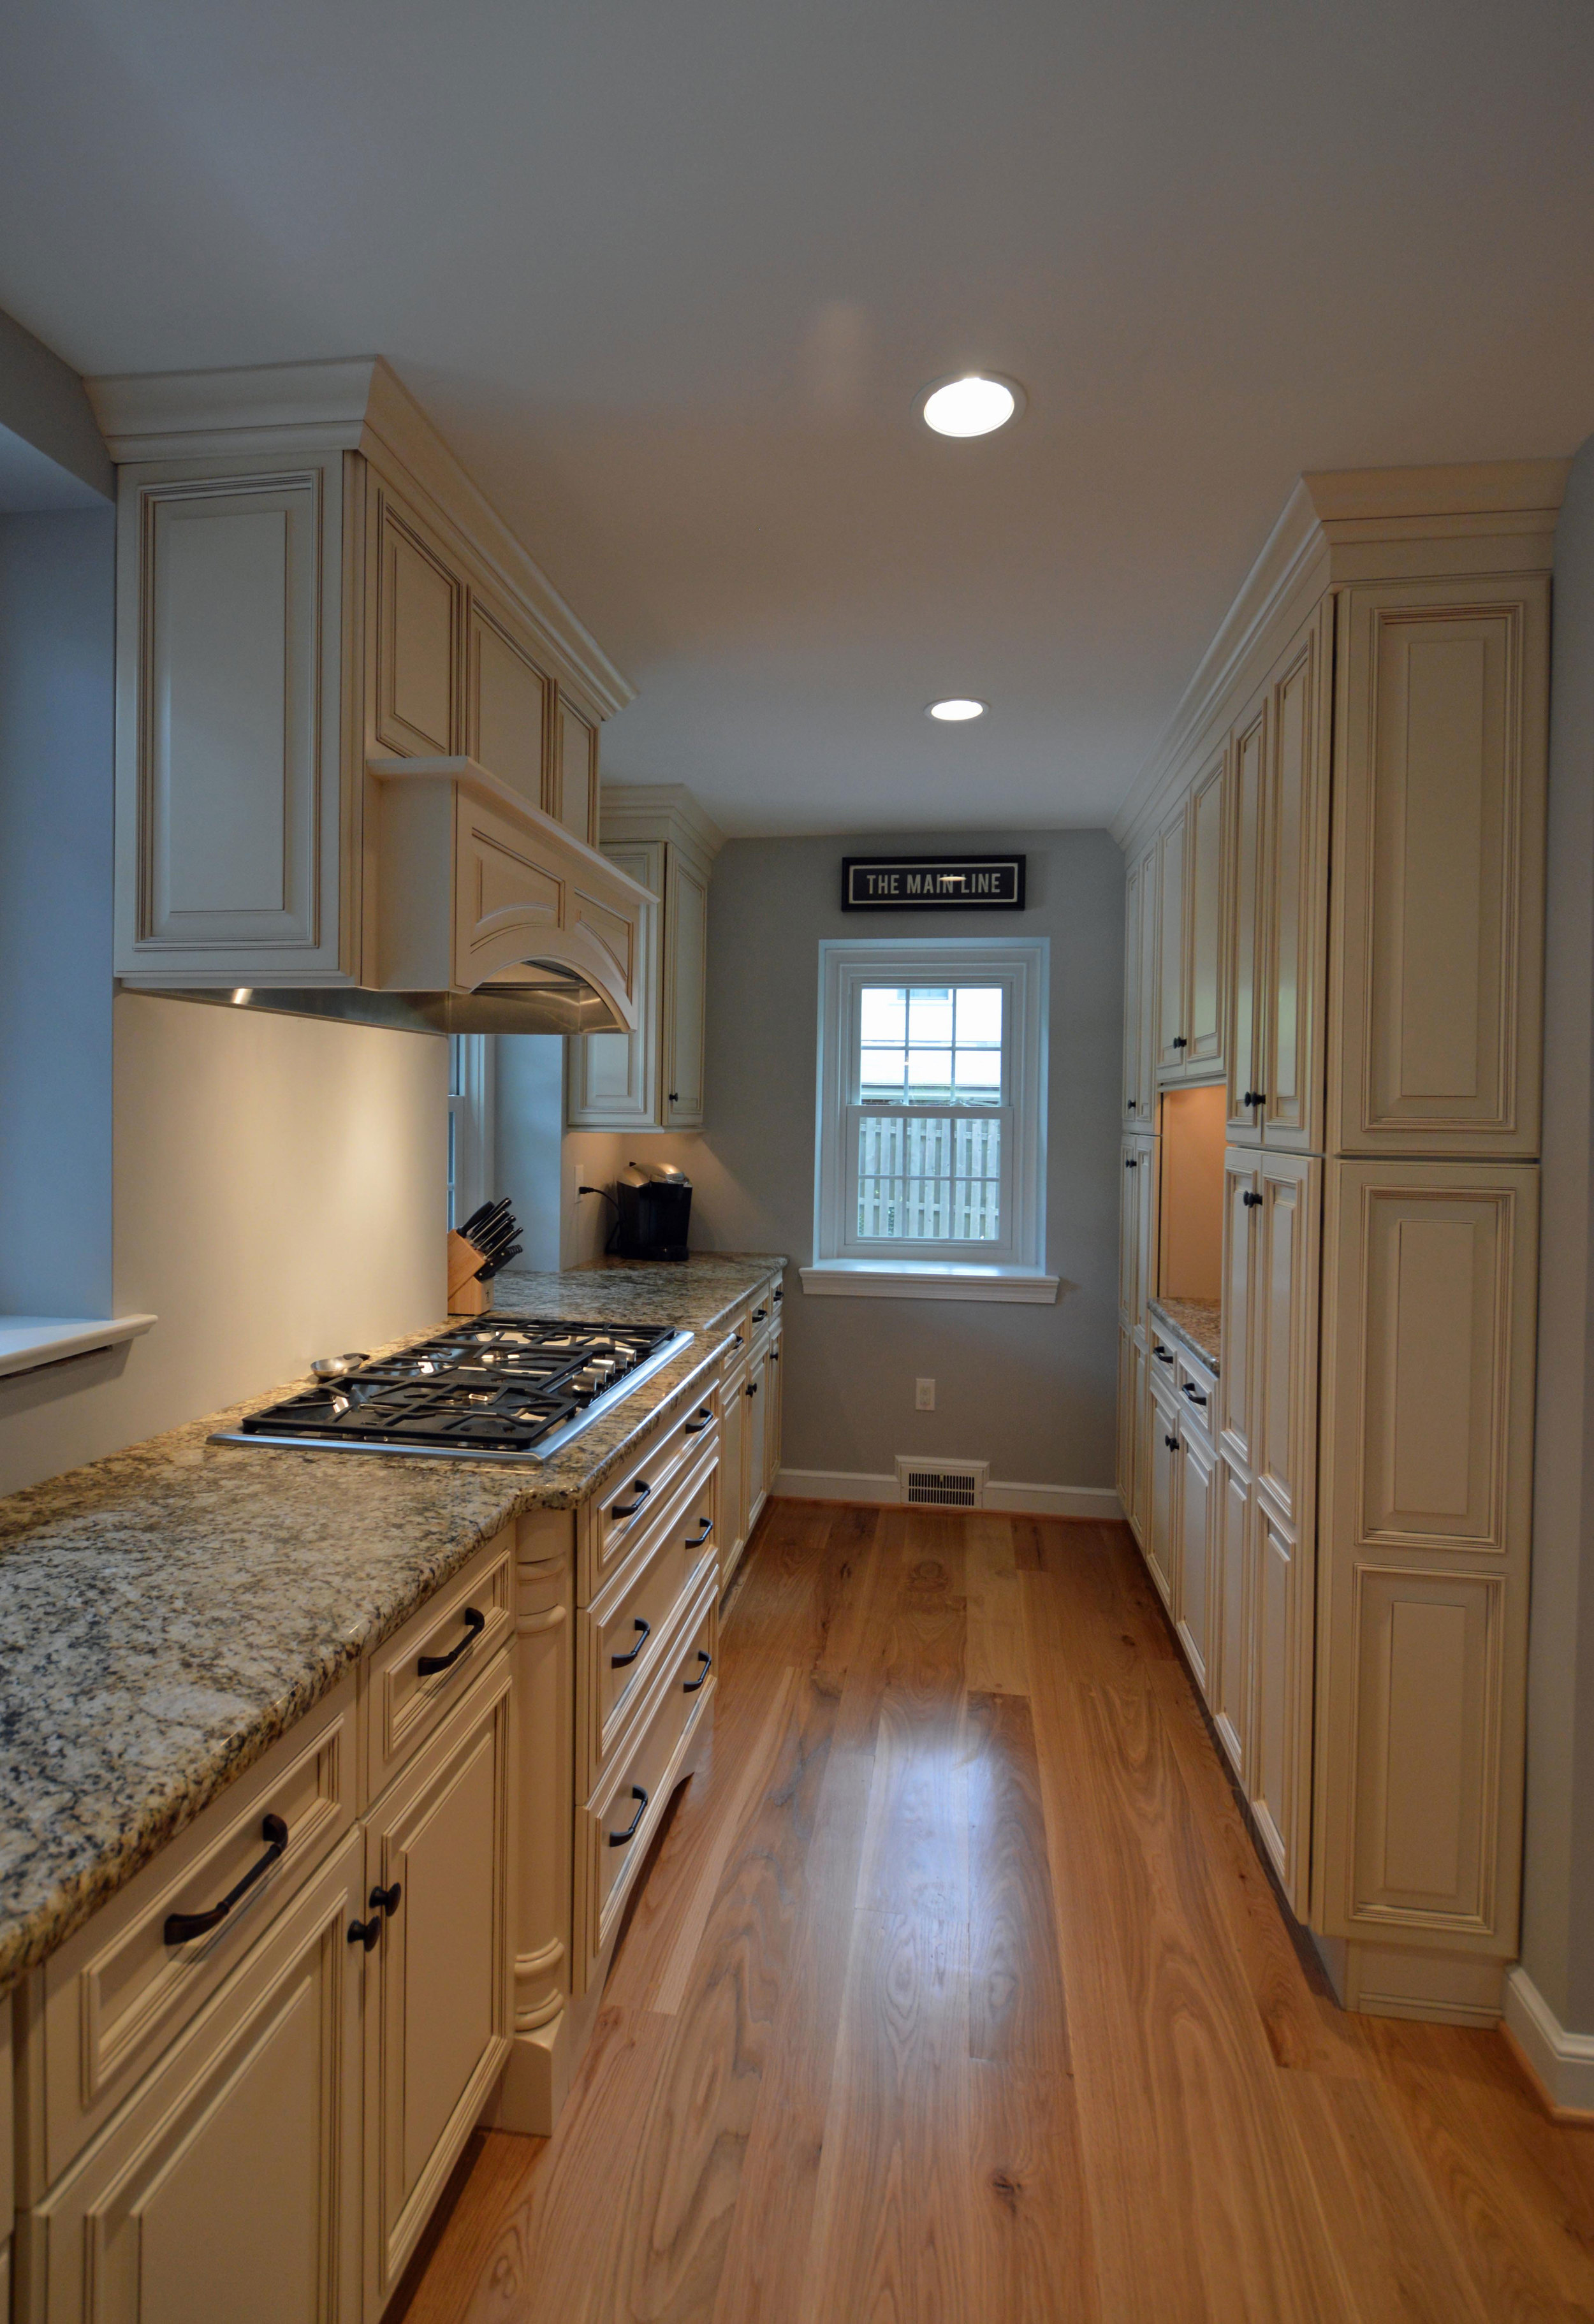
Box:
[348, 1915, 381, 1950]
[611, 1616, 650, 1669]
[370, 1882, 402, 1916]
[773, 1287, 783, 1303]
[1153, 1346, 1174, 1364]
[752, 1306, 767, 1322]
[1183, 1384, 1208, 1405]
[418, 1606, 485, 1676]
[684, 1650, 713, 1694]
[611, 1479, 652, 1519]
[609, 1786, 648, 1847]
[684, 1407, 713, 1433]
[164, 1813, 288, 1945]
[686, 1516, 714, 1547]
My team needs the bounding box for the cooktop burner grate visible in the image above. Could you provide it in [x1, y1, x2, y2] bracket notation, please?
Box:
[214, 1318, 693, 1463]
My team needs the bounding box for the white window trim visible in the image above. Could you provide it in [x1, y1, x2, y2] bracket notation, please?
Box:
[805, 936, 1057, 1304]
[448, 1035, 496, 1228]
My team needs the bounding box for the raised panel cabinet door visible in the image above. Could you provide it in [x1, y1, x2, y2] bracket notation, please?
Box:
[566, 841, 663, 1129]
[744, 1362, 769, 1536]
[1119, 1142, 1143, 1319]
[1135, 1135, 1157, 1327]
[373, 492, 461, 757]
[1225, 691, 1268, 1140]
[1218, 1147, 1261, 1468]
[1176, 1423, 1217, 1697]
[363, 1653, 515, 2317]
[1156, 804, 1188, 1073]
[1146, 1383, 1181, 1612]
[1315, 1158, 1538, 1949]
[1251, 1488, 1306, 1908]
[467, 596, 548, 810]
[119, 472, 332, 973]
[1135, 838, 1160, 1118]
[718, 1356, 748, 1594]
[555, 692, 600, 846]
[24, 1831, 365, 2324]
[1116, 1325, 1138, 1515]
[1212, 1460, 1251, 1779]
[1254, 1151, 1322, 1532]
[1329, 577, 1549, 1157]
[663, 848, 711, 1126]
[1261, 604, 1331, 1151]
[1130, 1335, 1152, 1541]
[1185, 745, 1228, 1068]
[1123, 853, 1144, 1123]
[764, 1333, 784, 1493]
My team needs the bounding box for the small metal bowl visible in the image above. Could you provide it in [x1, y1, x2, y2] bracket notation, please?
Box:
[311, 1352, 369, 1382]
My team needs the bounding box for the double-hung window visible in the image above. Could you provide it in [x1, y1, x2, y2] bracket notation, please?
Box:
[805, 938, 1055, 1301]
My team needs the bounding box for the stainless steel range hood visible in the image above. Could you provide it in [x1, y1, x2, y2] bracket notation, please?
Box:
[154, 976, 628, 1038]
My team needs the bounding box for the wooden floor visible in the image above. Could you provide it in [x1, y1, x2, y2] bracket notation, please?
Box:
[393, 1503, 1594, 2323]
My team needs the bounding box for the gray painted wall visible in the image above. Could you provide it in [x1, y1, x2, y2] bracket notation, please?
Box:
[1522, 433, 1594, 2033]
[0, 508, 117, 1318]
[672, 828, 1124, 1492]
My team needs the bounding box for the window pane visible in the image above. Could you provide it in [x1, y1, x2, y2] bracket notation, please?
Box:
[906, 1045, 953, 1096]
[855, 1112, 1002, 1242]
[859, 987, 907, 1045]
[953, 1048, 1002, 1094]
[859, 1046, 907, 1100]
[954, 986, 1003, 1046]
[908, 988, 954, 1046]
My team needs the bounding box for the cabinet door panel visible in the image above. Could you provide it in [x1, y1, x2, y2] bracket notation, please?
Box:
[1136, 839, 1159, 1118]
[1123, 855, 1144, 1123]
[26, 1834, 364, 2324]
[1116, 1326, 1137, 1516]
[1146, 1389, 1180, 1610]
[1119, 1143, 1142, 1319]
[1130, 1336, 1151, 1539]
[1218, 1149, 1259, 1467]
[375, 497, 460, 756]
[719, 1356, 748, 1594]
[1213, 1461, 1250, 1777]
[364, 1655, 513, 2314]
[468, 599, 547, 809]
[1176, 1427, 1216, 1695]
[1261, 609, 1329, 1150]
[1156, 809, 1187, 1072]
[556, 694, 599, 846]
[1252, 1493, 1304, 1904]
[1331, 579, 1547, 1156]
[1226, 695, 1266, 1139]
[764, 1333, 784, 1491]
[1185, 748, 1227, 1067]
[567, 841, 662, 1129]
[663, 850, 710, 1126]
[745, 1363, 769, 1534]
[1254, 1152, 1321, 1531]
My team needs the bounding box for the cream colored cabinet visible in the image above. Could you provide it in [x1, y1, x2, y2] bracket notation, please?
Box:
[1251, 1489, 1307, 1906]
[1257, 604, 1331, 1152]
[1217, 1147, 1259, 1467]
[1134, 838, 1159, 1119]
[1225, 690, 1268, 1138]
[1184, 746, 1227, 1070]
[362, 1651, 515, 2317]
[1175, 1418, 1217, 1696]
[94, 358, 631, 997]
[1146, 1371, 1181, 1613]
[719, 1333, 749, 1594]
[1315, 1159, 1539, 1957]
[1116, 1326, 1138, 1516]
[1118, 1142, 1143, 1319]
[1328, 577, 1549, 1159]
[1211, 1461, 1250, 1778]
[1155, 801, 1188, 1073]
[1252, 1151, 1320, 1534]
[567, 788, 724, 1133]
[763, 1328, 784, 1496]
[1129, 1334, 1151, 1543]
[744, 1354, 770, 1537]
[1123, 850, 1144, 1122]
[23, 1833, 366, 2324]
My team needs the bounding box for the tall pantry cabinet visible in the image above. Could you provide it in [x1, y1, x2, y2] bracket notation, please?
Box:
[1114, 461, 1565, 2025]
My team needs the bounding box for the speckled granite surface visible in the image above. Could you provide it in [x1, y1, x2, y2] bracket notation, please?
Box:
[1148, 1295, 1221, 1369]
[0, 1254, 784, 1990]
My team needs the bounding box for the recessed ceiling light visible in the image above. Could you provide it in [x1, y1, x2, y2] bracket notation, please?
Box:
[927, 698, 987, 722]
[921, 374, 1023, 438]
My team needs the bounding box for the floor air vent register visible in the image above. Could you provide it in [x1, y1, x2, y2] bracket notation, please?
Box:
[895, 1458, 987, 1509]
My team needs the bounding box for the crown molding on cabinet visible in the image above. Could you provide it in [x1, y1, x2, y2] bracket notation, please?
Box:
[598, 783, 726, 869]
[1111, 457, 1572, 854]
[86, 356, 634, 723]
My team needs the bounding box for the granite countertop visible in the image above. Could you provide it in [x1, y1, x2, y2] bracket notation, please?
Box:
[0, 1253, 785, 1991]
[1148, 1295, 1222, 1370]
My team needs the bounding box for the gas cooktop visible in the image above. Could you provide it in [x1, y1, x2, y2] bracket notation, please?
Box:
[213, 1318, 693, 1465]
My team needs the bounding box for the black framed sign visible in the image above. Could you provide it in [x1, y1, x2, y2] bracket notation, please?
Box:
[840, 854, 1027, 911]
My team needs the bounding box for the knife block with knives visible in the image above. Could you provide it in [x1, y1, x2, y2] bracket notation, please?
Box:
[446, 1200, 523, 1316]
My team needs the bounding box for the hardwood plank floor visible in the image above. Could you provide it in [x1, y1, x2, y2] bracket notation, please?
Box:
[392, 1504, 1594, 2324]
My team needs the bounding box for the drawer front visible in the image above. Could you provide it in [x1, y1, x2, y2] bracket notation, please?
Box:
[1176, 1350, 1217, 1434]
[580, 1448, 719, 1797]
[40, 1667, 358, 2190]
[363, 1529, 515, 1803]
[584, 1388, 720, 1602]
[579, 1571, 718, 1982]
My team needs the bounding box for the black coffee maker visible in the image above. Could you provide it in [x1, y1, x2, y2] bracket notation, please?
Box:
[613, 1162, 692, 1261]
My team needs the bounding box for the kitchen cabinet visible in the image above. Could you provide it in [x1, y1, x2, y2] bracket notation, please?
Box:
[1184, 745, 1227, 1070]
[567, 787, 724, 1132]
[718, 1333, 749, 1594]
[1116, 1326, 1138, 1516]
[1123, 850, 1145, 1122]
[1112, 458, 1560, 2022]
[92, 357, 631, 999]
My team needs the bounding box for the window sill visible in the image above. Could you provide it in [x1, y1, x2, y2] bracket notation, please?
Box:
[798, 1264, 1058, 1305]
[0, 1314, 157, 1381]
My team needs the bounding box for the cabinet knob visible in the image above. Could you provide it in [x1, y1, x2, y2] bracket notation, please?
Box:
[1241, 1090, 1267, 1108]
[369, 1882, 402, 1917]
[1125, 1158, 1138, 1170]
[668, 1091, 680, 1103]
[1242, 1190, 1262, 1208]
[1172, 1036, 1188, 1050]
[347, 1915, 382, 1950]
[1164, 1434, 1180, 1452]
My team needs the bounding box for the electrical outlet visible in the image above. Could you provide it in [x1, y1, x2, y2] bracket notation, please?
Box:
[916, 1377, 935, 1411]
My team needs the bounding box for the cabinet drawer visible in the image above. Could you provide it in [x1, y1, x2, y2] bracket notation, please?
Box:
[362, 1529, 514, 1803]
[578, 1570, 717, 1983]
[37, 1669, 358, 2195]
[1176, 1350, 1216, 1437]
[23, 1828, 365, 2324]
[583, 1389, 719, 1603]
[579, 1447, 719, 1799]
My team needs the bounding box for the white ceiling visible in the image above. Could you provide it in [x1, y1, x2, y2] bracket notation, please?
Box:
[3, 0, 1591, 834]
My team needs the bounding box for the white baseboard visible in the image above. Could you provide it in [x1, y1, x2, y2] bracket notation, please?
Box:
[1504, 1966, 1594, 2118]
[773, 1467, 1123, 1520]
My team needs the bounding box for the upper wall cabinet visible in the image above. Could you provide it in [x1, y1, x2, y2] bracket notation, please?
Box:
[91, 358, 630, 999]
[1329, 577, 1549, 1158]
[567, 787, 724, 1132]
[1153, 745, 1227, 1086]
